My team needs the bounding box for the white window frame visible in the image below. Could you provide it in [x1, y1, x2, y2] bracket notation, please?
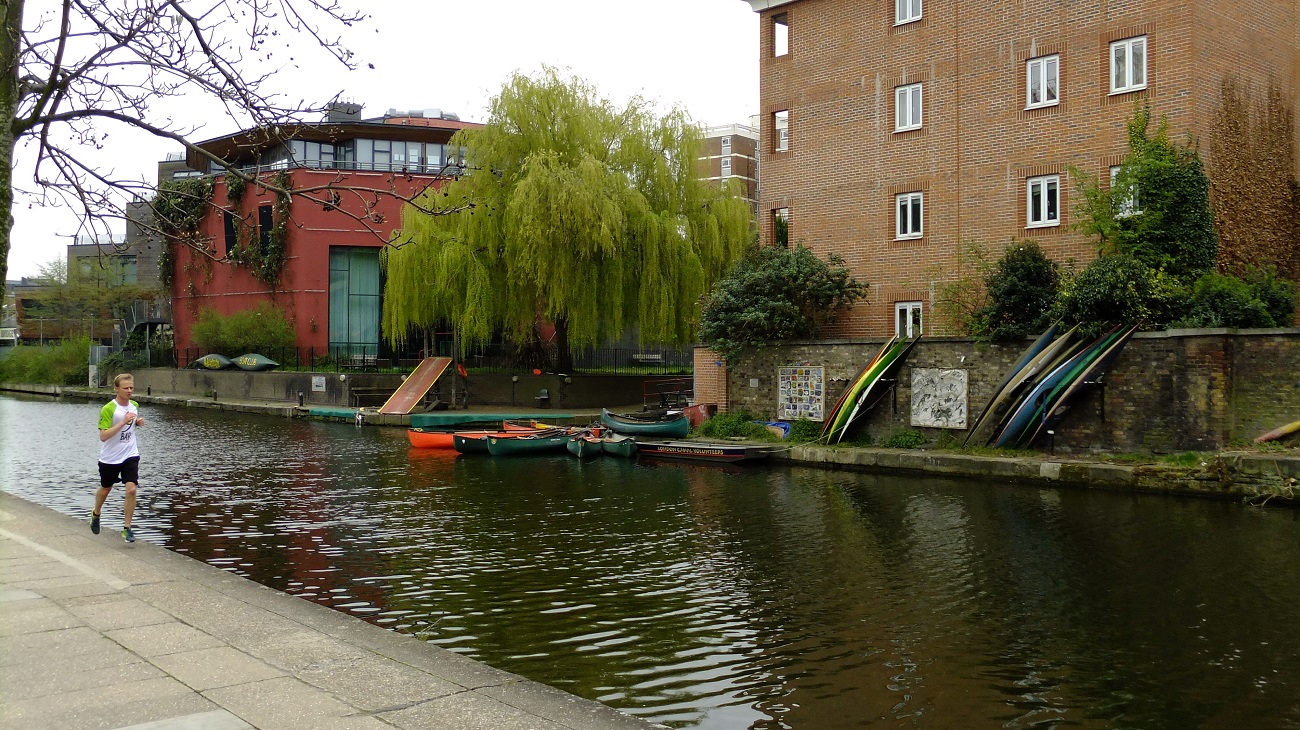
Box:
[721, 136, 732, 155]
[774, 110, 789, 152]
[895, 192, 923, 240]
[720, 157, 732, 176]
[896, 301, 923, 338]
[1109, 36, 1147, 94]
[1026, 55, 1059, 109]
[895, 83, 923, 132]
[1110, 165, 1141, 218]
[1026, 175, 1061, 228]
[895, 0, 922, 25]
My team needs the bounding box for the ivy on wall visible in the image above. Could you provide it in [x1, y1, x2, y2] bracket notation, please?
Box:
[222, 170, 291, 287]
[1208, 77, 1299, 283]
[152, 176, 215, 289]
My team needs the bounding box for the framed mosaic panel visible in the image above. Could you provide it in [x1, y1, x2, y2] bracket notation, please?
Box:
[777, 366, 825, 421]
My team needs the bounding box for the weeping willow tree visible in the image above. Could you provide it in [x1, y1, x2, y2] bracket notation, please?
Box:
[382, 68, 753, 370]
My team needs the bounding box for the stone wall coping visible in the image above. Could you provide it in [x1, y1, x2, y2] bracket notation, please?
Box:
[699, 327, 1300, 350]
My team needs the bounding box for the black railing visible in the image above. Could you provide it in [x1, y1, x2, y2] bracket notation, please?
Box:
[171, 344, 694, 375]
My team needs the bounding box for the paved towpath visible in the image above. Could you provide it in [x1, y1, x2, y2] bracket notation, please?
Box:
[0, 492, 661, 730]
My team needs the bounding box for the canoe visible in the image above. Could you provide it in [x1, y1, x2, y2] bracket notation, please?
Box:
[1023, 323, 1139, 447]
[831, 336, 920, 443]
[636, 440, 772, 464]
[600, 409, 690, 438]
[824, 338, 904, 443]
[1255, 419, 1300, 444]
[566, 434, 603, 458]
[963, 324, 1059, 447]
[1012, 326, 1127, 449]
[192, 353, 234, 370]
[994, 326, 1122, 448]
[600, 434, 638, 457]
[821, 337, 896, 439]
[452, 433, 492, 454]
[234, 353, 280, 371]
[969, 325, 1081, 447]
[486, 432, 571, 456]
[411, 427, 537, 449]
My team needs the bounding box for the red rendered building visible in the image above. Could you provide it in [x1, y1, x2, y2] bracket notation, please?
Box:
[169, 103, 481, 363]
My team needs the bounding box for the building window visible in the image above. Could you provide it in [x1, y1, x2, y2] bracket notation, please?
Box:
[119, 255, 138, 285]
[720, 157, 732, 176]
[896, 301, 923, 337]
[1027, 175, 1060, 228]
[329, 247, 381, 355]
[774, 110, 789, 151]
[258, 204, 274, 253]
[1026, 55, 1059, 109]
[721, 136, 732, 155]
[773, 13, 789, 57]
[895, 0, 921, 25]
[895, 83, 922, 132]
[773, 208, 789, 248]
[1110, 36, 1146, 94]
[223, 211, 238, 256]
[895, 192, 923, 239]
[1110, 165, 1140, 217]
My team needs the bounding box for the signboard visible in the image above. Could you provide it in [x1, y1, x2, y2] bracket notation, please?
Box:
[910, 368, 968, 429]
[777, 366, 824, 421]
[311, 375, 326, 393]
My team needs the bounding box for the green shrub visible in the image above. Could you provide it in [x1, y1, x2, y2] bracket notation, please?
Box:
[1053, 254, 1186, 335]
[880, 428, 927, 449]
[696, 411, 776, 441]
[1244, 265, 1297, 327]
[1174, 272, 1276, 328]
[977, 241, 1060, 342]
[787, 418, 823, 443]
[0, 338, 92, 385]
[192, 302, 297, 356]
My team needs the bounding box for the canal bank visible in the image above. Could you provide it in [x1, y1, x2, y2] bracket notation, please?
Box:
[0, 492, 661, 729]
[3, 382, 1296, 504]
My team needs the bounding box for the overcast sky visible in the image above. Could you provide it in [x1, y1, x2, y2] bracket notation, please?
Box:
[8, 0, 759, 279]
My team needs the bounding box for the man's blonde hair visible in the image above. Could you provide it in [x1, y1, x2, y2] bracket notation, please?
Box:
[113, 373, 135, 387]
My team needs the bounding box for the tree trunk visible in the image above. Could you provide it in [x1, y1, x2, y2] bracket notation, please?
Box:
[554, 316, 573, 373]
[0, 0, 24, 301]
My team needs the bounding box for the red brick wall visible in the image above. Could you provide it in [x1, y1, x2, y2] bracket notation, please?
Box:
[692, 347, 730, 414]
[756, 0, 1299, 338]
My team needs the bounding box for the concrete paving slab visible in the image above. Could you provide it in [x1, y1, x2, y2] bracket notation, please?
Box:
[201, 676, 386, 730]
[68, 596, 175, 631]
[0, 598, 81, 635]
[378, 689, 572, 730]
[148, 646, 286, 691]
[0, 586, 42, 602]
[106, 621, 226, 658]
[480, 678, 662, 730]
[5, 689, 220, 730]
[114, 709, 254, 730]
[294, 652, 463, 712]
[2, 676, 198, 729]
[2, 657, 163, 700]
[0, 558, 82, 582]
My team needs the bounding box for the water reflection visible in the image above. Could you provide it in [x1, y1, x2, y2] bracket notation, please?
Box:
[2, 394, 1299, 729]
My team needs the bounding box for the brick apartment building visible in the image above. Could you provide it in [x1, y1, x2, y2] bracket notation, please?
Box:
[168, 103, 481, 362]
[698, 123, 761, 213]
[744, 0, 1300, 338]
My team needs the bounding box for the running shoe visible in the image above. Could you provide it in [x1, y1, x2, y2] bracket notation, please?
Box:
[91, 511, 101, 534]
[122, 527, 136, 543]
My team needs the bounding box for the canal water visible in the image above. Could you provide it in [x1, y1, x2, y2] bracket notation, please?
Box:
[3, 394, 1299, 729]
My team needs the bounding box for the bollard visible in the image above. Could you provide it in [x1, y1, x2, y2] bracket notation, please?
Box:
[146, 386, 151, 396]
[213, 390, 218, 401]
[298, 391, 305, 407]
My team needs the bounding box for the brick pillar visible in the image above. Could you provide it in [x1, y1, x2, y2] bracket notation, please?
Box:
[692, 347, 729, 414]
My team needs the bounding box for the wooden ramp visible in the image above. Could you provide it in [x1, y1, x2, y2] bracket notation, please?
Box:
[378, 357, 453, 415]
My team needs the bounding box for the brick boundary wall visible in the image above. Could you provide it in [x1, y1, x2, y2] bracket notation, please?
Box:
[692, 348, 730, 414]
[723, 330, 1300, 453]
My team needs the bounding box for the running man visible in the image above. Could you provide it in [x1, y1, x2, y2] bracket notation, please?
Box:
[92, 373, 145, 543]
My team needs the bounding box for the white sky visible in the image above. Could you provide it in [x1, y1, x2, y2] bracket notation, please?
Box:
[7, 0, 759, 279]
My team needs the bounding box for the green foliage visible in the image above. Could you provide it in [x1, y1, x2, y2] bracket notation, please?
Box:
[934, 240, 993, 337]
[224, 171, 246, 205]
[1173, 272, 1283, 329]
[191, 302, 296, 355]
[975, 241, 1059, 342]
[787, 418, 823, 443]
[1243, 265, 1297, 327]
[152, 177, 215, 289]
[699, 245, 868, 360]
[0, 338, 92, 385]
[880, 428, 927, 449]
[1053, 254, 1185, 336]
[383, 68, 753, 356]
[1073, 107, 1218, 279]
[774, 213, 789, 248]
[696, 411, 776, 441]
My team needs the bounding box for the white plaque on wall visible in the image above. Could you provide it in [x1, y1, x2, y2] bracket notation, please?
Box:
[910, 368, 968, 429]
[311, 375, 327, 393]
[777, 366, 825, 421]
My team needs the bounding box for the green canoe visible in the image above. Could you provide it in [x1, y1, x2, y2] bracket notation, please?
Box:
[486, 433, 571, 456]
